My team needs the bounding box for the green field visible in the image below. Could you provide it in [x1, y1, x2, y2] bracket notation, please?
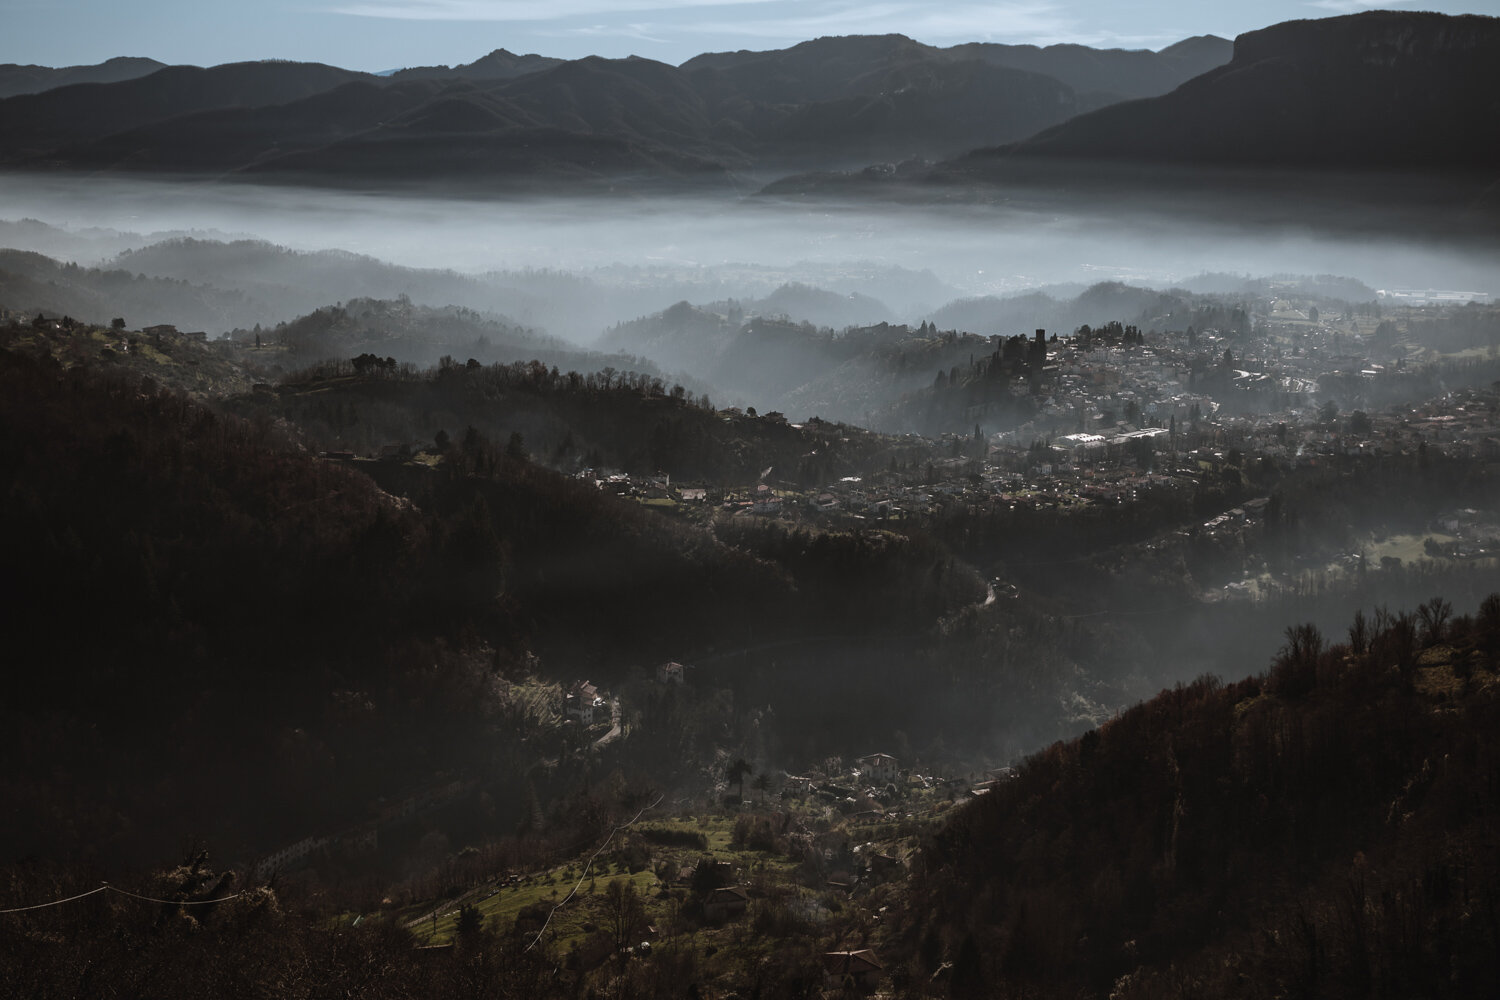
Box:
[396, 806, 922, 954]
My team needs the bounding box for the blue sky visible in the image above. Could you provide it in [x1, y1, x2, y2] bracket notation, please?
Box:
[3, 1, 1497, 71]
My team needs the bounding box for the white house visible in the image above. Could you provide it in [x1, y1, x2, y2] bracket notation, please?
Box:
[565, 680, 605, 726]
[857, 753, 899, 785]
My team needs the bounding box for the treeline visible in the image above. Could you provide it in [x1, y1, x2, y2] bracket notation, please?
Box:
[712, 518, 986, 633]
[1319, 353, 1500, 412]
[1392, 302, 1500, 355]
[232, 357, 937, 484]
[913, 595, 1500, 999]
[0, 247, 257, 331]
[261, 297, 580, 372]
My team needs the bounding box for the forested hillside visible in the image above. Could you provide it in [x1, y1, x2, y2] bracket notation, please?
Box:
[0, 341, 979, 864]
[921, 601, 1500, 999]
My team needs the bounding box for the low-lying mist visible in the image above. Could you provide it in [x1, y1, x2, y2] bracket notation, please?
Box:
[4, 173, 1496, 331]
[5, 172, 1497, 424]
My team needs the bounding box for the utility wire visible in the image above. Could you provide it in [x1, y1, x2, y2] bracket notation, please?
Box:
[525, 792, 663, 953]
[0, 885, 109, 914]
[0, 883, 246, 914]
[102, 884, 246, 906]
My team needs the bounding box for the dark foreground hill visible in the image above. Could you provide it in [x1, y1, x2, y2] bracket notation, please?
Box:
[6, 576, 1496, 999]
[919, 600, 1500, 999]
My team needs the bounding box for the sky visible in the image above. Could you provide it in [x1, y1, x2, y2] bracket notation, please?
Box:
[2, 1, 1496, 72]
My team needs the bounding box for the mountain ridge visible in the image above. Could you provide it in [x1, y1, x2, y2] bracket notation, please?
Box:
[0, 31, 1230, 189]
[0, 55, 167, 99]
[972, 10, 1500, 170]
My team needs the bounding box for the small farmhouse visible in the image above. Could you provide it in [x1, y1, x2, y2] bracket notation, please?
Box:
[704, 885, 749, 921]
[823, 949, 883, 990]
[565, 680, 604, 726]
[857, 753, 899, 785]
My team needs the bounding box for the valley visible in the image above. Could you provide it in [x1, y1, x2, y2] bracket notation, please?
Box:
[3, 8, 1498, 998]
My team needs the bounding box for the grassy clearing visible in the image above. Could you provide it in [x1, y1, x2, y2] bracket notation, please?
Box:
[392, 792, 945, 981]
[1439, 346, 1498, 360]
[1366, 532, 1459, 565]
[415, 867, 662, 949]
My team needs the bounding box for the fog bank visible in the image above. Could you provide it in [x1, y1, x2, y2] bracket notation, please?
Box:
[3, 175, 1495, 326]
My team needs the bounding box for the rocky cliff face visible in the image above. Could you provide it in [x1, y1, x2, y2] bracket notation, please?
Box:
[1232, 10, 1500, 67]
[994, 10, 1500, 170]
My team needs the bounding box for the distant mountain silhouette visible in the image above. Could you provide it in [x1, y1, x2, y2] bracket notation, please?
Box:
[389, 48, 565, 82]
[962, 11, 1500, 170]
[45, 79, 440, 173]
[0, 61, 372, 161]
[683, 33, 1227, 105]
[684, 34, 954, 102]
[945, 34, 1230, 105]
[0, 56, 166, 99]
[760, 13, 1498, 230]
[758, 58, 1077, 166]
[682, 33, 1224, 163]
[0, 33, 1234, 190]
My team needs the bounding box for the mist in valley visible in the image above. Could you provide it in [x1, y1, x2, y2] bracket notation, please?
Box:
[6, 172, 1497, 309]
[3, 172, 1496, 416]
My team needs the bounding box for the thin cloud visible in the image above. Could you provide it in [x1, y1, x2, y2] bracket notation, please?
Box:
[663, 2, 1076, 43]
[329, 0, 1191, 53]
[329, 0, 785, 21]
[1306, 0, 1415, 12]
[564, 22, 672, 44]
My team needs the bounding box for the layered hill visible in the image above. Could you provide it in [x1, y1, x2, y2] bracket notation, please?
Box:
[0, 56, 165, 99]
[0, 61, 373, 161]
[681, 33, 1227, 106]
[946, 34, 1230, 104]
[602, 299, 1016, 429]
[0, 247, 257, 333]
[387, 48, 565, 83]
